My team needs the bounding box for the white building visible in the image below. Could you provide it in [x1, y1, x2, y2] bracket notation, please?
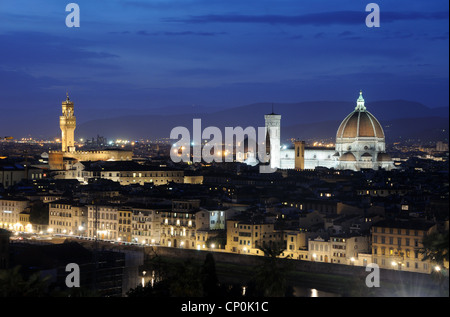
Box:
[270, 91, 396, 171]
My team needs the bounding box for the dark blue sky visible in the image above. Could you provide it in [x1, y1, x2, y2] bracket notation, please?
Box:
[0, 0, 448, 136]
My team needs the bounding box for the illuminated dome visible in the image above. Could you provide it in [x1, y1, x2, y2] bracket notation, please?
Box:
[333, 91, 395, 171]
[336, 91, 385, 140]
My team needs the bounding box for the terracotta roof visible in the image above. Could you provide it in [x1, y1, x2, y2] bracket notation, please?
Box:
[336, 110, 385, 139]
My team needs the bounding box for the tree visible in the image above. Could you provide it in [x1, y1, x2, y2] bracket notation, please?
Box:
[421, 230, 449, 267]
[169, 259, 203, 297]
[421, 230, 449, 296]
[248, 243, 292, 297]
[0, 266, 51, 297]
[201, 253, 220, 297]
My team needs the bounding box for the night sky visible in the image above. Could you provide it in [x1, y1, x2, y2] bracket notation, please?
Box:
[0, 0, 448, 137]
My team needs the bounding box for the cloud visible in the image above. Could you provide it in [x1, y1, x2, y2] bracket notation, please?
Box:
[171, 67, 240, 77]
[431, 32, 449, 40]
[338, 31, 354, 37]
[0, 31, 119, 69]
[289, 34, 303, 40]
[164, 11, 448, 26]
[136, 30, 159, 36]
[135, 30, 227, 36]
[314, 32, 325, 39]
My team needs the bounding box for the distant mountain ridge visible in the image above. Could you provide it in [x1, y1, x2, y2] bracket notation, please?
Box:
[75, 99, 449, 142]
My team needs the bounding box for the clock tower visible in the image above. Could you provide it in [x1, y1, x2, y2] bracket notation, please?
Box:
[60, 93, 76, 152]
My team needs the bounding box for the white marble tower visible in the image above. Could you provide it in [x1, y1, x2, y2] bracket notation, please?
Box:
[264, 107, 281, 169]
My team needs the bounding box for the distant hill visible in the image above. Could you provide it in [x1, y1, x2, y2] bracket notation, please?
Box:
[75, 100, 449, 143]
[282, 117, 449, 143]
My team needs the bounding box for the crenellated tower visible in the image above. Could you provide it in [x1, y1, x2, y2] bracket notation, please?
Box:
[60, 93, 76, 152]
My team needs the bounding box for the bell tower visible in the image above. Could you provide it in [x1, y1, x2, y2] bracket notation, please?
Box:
[60, 93, 76, 152]
[264, 105, 281, 169]
[294, 140, 305, 170]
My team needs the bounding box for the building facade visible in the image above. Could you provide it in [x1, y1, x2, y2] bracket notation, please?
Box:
[87, 204, 120, 241]
[49, 200, 87, 235]
[225, 220, 283, 255]
[131, 208, 161, 244]
[0, 198, 31, 232]
[255, 91, 397, 171]
[371, 220, 437, 273]
[53, 160, 184, 186]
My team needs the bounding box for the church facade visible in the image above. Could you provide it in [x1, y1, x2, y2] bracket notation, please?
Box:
[267, 91, 395, 171]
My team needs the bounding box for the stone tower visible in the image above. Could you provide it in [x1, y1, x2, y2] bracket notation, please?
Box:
[264, 107, 281, 169]
[60, 93, 76, 152]
[294, 140, 305, 170]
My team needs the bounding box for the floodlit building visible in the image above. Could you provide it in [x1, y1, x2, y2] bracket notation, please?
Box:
[53, 160, 185, 186]
[0, 197, 31, 232]
[48, 200, 87, 236]
[118, 208, 133, 243]
[87, 204, 120, 241]
[49, 94, 133, 170]
[281, 230, 310, 260]
[371, 220, 437, 273]
[253, 91, 396, 171]
[131, 208, 162, 245]
[225, 220, 283, 255]
[308, 234, 370, 265]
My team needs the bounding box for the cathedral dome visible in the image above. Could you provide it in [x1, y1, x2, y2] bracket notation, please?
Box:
[336, 92, 385, 140]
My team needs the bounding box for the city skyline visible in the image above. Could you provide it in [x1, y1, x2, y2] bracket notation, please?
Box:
[0, 0, 449, 137]
[0, 1, 449, 302]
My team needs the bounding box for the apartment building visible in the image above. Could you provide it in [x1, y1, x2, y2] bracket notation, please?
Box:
[56, 160, 184, 186]
[308, 234, 370, 265]
[0, 197, 31, 232]
[131, 208, 161, 245]
[49, 200, 87, 235]
[372, 220, 437, 273]
[225, 220, 283, 255]
[87, 204, 120, 240]
[281, 230, 310, 260]
[160, 209, 198, 248]
[118, 208, 133, 243]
